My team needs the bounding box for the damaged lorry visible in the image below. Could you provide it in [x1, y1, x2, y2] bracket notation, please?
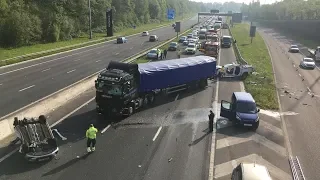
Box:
[95, 56, 216, 116]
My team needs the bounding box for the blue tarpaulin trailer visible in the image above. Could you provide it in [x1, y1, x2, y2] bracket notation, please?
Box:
[137, 56, 216, 92]
[95, 56, 216, 116]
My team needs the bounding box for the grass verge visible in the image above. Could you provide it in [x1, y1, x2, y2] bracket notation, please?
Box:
[230, 23, 278, 110]
[0, 14, 195, 66]
[134, 29, 193, 64]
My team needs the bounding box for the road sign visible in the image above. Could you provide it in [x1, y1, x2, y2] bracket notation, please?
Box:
[167, 9, 175, 20]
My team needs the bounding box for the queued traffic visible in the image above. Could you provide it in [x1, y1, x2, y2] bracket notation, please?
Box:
[7, 14, 269, 180]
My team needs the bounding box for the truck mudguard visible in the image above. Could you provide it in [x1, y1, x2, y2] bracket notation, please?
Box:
[138, 56, 216, 92]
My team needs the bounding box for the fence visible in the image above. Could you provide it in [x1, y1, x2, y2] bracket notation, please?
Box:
[227, 25, 248, 65]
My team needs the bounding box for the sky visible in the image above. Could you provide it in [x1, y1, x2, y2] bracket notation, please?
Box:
[191, 0, 277, 5]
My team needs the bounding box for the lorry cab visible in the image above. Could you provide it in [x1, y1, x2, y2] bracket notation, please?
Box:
[95, 64, 139, 115]
[200, 41, 219, 58]
[220, 92, 260, 130]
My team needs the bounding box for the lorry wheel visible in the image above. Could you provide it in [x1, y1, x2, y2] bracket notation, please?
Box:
[241, 73, 248, 80]
[148, 94, 155, 104]
[143, 96, 149, 107]
[199, 79, 207, 89]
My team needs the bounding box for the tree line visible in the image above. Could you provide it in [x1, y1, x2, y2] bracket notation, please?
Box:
[241, 0, 320, 21]
[0, 0, 212, 48]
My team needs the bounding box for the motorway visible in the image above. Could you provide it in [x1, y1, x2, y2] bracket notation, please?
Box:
[0, 16, 199, 117]
[259, 27, 320, 180]
[213, 28, 291, 180]
[0, 22, 294, 180]
[0, 31, 215, 180]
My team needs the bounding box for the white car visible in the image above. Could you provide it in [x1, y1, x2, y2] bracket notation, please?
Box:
[142, 31, 149, 36]
[231, 162, 272, 180]
[289, 45, 299, 53]
[300, 57, 316, 69]
[185, 43, 197, 54]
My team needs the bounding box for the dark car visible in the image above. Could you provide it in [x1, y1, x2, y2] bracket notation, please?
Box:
[149, 35, 158, 42]
[117, 37, 127, 44]
[168, 42, 178, 51]
[220, 92, 260, 130]
[221, 36, 232, 48]
[179, 36, 187, 43]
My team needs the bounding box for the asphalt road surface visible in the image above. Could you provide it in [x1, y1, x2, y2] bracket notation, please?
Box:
[0, 16, 201, 118]
[0, 33, 217, 180]
[213, 28, 292, 180]
[259, 27, 320, 180]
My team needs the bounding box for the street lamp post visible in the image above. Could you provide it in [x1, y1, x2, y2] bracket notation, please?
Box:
[88, 0, 92, 39]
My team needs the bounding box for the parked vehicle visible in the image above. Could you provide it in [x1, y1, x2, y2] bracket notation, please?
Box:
[199, 41, 219, 58]
[146, 49, 162, 59]
[168, 42, 179, 51]
[232, 162, 272, 180]
[179, 36, 187, 43]
[95, 56, 216, 116]
[185, 43, 197, 54]
[221, 35, 232, 48]
[220, 92, 260, 130]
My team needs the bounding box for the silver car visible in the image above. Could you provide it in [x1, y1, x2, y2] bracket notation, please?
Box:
[300, 57, 315, 69]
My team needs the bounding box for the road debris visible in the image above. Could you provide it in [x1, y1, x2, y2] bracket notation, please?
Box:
[168, 158, 173, 162]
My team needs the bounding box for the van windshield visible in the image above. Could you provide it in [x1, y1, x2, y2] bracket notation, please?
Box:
[236, 102, 257, 113]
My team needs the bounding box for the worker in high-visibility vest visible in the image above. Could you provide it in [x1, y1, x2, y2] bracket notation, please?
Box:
[86, 124, 98, 152]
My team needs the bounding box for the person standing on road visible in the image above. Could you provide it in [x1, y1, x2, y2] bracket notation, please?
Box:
[177, 49, 181, 58]
[86, 124, 98, 152]
[208, 110, 215, 132]
[164, 49, 167, 59]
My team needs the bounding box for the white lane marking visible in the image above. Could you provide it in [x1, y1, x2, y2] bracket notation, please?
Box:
[51, 97, 95, 127]
[0, 19, 191, 71]
[115, 53, 119, 55]
[217, 132, 287, 156]
[95, 60, 101, 63]
[0, 19, 198, 162]
[19, 85, 35, 92]
[41, 68, 51, 72]
[152, 126, 162, 141]
[261, 30, 293, 157]
[214, 154, 292, 180]
[74, 59, 81, 62]
[307, 87, 311, 92]
[175, 94, 179, 101]
[52, 129, 67, 140]
[67, 69, 76, 74]
[0, 46, 105, 76]
[0, 83, 2, 86]
[209, 29, 222, 180]
[101, 125, 111, 134]
[0, 148, 18, 163]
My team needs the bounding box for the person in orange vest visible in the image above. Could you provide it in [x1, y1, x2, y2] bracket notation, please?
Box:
[86, 124, 98, 152]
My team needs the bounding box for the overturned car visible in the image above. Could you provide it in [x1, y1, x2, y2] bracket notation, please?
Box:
[13, 115, 59, 162]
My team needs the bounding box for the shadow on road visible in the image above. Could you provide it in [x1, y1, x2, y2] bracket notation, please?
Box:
[188, 130, 210, 146]
[42, 153, 91, 177]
